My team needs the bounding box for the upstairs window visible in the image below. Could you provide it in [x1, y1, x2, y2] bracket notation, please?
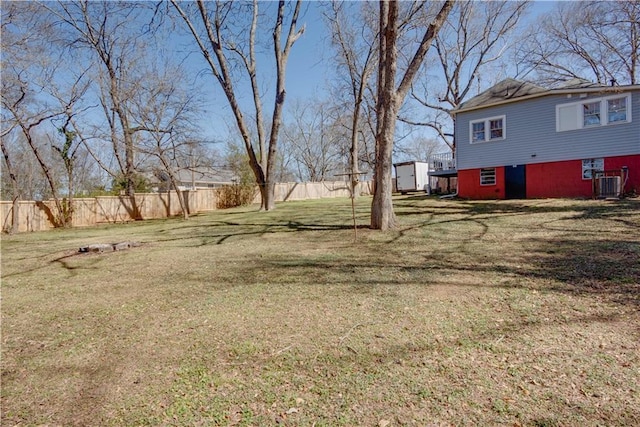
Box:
[607, 97, 627, 123]
[583, 102, 601, 126]
[490, 118, 504, 139]
[557, 93, 631, 132]
[470, 115, 506, 143]
[472, 121, 485, 142]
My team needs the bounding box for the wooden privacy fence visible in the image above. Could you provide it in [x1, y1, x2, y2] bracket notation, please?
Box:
[1, 180, 372, 233]
[269, 180, 372, 202]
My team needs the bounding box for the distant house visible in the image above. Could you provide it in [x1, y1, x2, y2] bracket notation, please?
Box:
[153, 167, 238, 192]
[452, 78, 640, 199]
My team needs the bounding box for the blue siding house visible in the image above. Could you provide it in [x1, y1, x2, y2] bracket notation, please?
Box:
[453, 78, 640, 199]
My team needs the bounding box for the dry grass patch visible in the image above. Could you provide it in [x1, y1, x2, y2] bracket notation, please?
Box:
[2, 196, 639, 426]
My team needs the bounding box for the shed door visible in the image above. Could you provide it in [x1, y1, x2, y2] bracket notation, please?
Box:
[505, 164, 526, 199]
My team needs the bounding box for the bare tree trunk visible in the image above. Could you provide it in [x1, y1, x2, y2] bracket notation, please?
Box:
[371, 0, 454, 230]
[65, 166, 74, 227]
[171, 181, 189, 220]
[1, 139, 20, 233]
[158, 154, 189, 220]
[350, 116, 361, 198]
[262, 181, 275, 211]
[371, 0, 398, 230]
[263, 0, 297, 210]
[20, 126, 66, 227]
[53, 124, 80, 227]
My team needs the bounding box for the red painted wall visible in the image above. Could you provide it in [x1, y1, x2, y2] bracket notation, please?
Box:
[606, 154, 640, 196]
[458, 167, 505, 199]
[526, 160, 588, 198]
[459, 154, 640, 199]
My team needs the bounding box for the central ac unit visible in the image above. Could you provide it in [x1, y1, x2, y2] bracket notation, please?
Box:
[597, 176, 621, 198]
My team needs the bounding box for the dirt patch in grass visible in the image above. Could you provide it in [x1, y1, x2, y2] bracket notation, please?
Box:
[2, 197, 639, 426]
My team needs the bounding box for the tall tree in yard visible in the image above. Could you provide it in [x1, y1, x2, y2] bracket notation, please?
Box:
[516, 0, 639, 85]
[47, 1, 153, 200]
[325, 1, 378, 196]
[1, 2, 89, 228]
[372, 0, 454, 230]
[171, 0, 304, 211]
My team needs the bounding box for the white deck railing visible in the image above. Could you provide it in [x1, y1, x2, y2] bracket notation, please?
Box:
[428, 152, 456, 171]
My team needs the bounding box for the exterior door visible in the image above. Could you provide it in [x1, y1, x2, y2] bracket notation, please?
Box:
[505, 164, 526, 199]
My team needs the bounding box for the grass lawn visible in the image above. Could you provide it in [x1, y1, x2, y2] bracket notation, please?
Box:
[1, 195, 639, 426]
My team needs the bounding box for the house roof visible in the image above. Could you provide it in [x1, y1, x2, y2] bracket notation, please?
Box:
[454, 78, 640, 113]
[173, 167, 237, 184]
[552, 78, 608, 90]
[456, 78, 547, 111]
[150, 167, 238, 186]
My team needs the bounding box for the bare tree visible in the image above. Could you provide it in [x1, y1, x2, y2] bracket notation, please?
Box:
[325, 1, 378, 194]
[403, 1, 528, 152]
[46, 1, 163, 202]
[394, 135, 443, 163]
[2, 75, 86, 227]
[1, 2, 91, 227]
[516, 1, 639, 85]
[46, 74, 96, 223]
[372, 0, 454, 230]
[131, 65, 201, 219]
[1, 1, 47, 231]
[281, 99, 344, 182]
[171, 0, 304, 211]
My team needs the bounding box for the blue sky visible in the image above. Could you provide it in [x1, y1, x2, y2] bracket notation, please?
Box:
[283, 0, 559, 101]
[189, 1, 560, 149]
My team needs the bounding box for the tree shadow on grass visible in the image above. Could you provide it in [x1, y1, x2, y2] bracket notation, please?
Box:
[150, 220, 371, 247]
[226, 224, 639, 308]
[395, 196, 639, 217]
[51, 198, 640, 251]
[147, 199, 639, 307]
[7, 199, 638, 300]
[525, 238, 640, 307]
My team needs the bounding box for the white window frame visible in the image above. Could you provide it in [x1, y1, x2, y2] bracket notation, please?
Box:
[607, 97, 628, 123]
[582, 101, 601, 127]
[480, 168, 497, 185]
[471, 121, 486, 143]
[556, 93, 632, 132]
[470, 115, 506, 143]
[582, 158, 604, 180]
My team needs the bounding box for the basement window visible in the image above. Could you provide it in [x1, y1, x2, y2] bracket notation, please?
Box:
[582, 158, 604, 180]
[480, 168, 496, 185]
